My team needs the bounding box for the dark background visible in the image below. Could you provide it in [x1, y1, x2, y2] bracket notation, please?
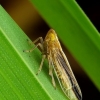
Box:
[1, 0, 100, 99]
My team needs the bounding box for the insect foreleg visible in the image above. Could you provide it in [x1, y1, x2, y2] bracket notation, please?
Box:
[23, 43, 43, 53]
[23, 37, 44, 52]
[28, 37, 43, 45]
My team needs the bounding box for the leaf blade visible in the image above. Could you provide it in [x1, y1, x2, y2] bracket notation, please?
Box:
[31, 0, 100, 90]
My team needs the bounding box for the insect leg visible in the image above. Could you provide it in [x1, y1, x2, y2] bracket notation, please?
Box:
[27, 37, 43, 45]
[48, 57, 56, 89]
[23, 43, 43, 53]
[23, 37, 44, 52]
[36, 55, 46, 75]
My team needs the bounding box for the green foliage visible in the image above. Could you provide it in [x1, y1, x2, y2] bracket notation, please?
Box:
[31, 0, 100, 90]
[0, 0, 100, 99]
[0, 5, 68, 100]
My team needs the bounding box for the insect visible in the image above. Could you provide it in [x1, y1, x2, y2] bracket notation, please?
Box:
[24, 29, 82, 100]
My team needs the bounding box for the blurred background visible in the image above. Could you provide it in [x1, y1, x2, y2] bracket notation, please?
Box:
[1, 0, 100, 99]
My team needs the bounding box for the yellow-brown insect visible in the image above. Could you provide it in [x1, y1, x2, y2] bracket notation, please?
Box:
[24, 29, 82, 100]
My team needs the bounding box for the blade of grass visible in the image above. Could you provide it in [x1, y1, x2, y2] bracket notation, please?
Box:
[30, 0, 100, 90]
[0, 5, 68, 100]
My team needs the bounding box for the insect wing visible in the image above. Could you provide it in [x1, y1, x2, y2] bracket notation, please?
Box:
[52, 49, 82, 100]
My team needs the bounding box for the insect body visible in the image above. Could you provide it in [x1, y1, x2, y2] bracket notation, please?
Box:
[24, 29, 82, 100]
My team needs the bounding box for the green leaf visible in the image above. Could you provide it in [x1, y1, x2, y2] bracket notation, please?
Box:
[0, 0, 100, 99]
[0, 5, 68, 100]
[30, 0, 100, 90]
